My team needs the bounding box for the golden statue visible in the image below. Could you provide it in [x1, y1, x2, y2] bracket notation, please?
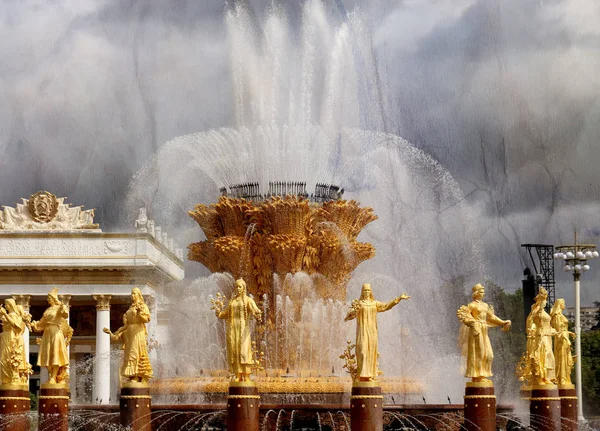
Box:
[344, 283, 410, 382]
[516, 303, 538, 388]
[527, 287, 556, 385]
[212, 278, 263, 382]
[550, 298, 575, 386]
[457, 284, 511, 383]
[0, 299, 32, 386]
[31, 287, 73, 385]
[103, 288, 153, 385]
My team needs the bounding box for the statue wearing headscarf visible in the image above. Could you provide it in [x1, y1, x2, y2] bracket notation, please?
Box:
[213, 279, 262, 382]
[31, 287, 73, 385]
[457, 284, 511, 382]
[103, 287, 153, 384]
[344, 283, 410, 382]
[550, 298, 575, 386]
[528, 287, 556, 385]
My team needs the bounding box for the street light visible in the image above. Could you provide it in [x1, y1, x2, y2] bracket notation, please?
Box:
[554, 231, 598, 423]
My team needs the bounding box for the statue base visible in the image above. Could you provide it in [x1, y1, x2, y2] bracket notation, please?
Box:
[120, 383, 152, 431]
[39, 385, 69, 431]
[559, 384, 577, 431]
[227, 381, 260, 431]
[530, 384, 561, 431]
[0, 385, 30, 431]
[463, 381, 495, 431]
[350, 382, 383, 431]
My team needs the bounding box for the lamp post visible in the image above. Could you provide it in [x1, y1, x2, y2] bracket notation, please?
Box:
[554, 231, 598, 423]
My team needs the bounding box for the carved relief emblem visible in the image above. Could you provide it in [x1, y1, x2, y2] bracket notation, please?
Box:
[28, 191, 59, 223]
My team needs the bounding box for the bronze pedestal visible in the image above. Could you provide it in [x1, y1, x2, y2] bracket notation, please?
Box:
[463, 382, 496, 431]
[38, 384, 69, 431]
[559, 385, 578, 431]
[227, 382, 260, 431]
[0, 386, 30, 431]
[120, 384, 152, 431]
[530, 384, 561, 431]
[350, 383, 383, 431]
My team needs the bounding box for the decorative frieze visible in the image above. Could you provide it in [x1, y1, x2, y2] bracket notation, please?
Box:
[0, 238, 103, 256]
[12, 294, 31, 311]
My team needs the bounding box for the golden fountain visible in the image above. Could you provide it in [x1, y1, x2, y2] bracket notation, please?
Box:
[188, 194, 377, 304]
[152, 183, 422, 400]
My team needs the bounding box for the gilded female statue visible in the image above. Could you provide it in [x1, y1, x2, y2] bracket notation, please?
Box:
[550, 298, 575, 386]
[344, 283, 410, 382]
[517, 306, 538, 387]
[528, 287, 556, 385]
[103, 288, 153, 384]
[31, 288, 73, 385]
[212, 278, 262, 382]
[0, 299, 32, 385]
[457, 284, 511, 382]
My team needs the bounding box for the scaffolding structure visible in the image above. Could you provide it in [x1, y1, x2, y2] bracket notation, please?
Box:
[521, 244, 556, 309]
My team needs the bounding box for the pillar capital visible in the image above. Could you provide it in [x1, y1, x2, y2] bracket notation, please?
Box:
[12, 294, 32, 311]
[93, 295, 112, 311]
[143, 294, 156, 310]
[58, 294, 72, 308]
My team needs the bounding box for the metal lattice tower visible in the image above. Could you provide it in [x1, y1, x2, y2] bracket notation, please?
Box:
[521, 244, 556, 309]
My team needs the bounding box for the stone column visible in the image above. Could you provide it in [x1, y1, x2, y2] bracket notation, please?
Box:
[227, 381, 260, 431]
[93, 295, 112, 405]
[530, 384, 561, 431]
[559, 384, 578, 431]
[464, 381, 496, 431]
[12, 295, 31, 365]
[0, 385, 30, 431]
[350, 382, 383, 431]
[40, 368, 49, 384]
[144, 295, 158, 365]
[39, 386, 69, 431]
[120, 384, 152, 431]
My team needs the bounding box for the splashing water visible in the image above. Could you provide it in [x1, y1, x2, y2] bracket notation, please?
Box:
[125, 0, 487, 405]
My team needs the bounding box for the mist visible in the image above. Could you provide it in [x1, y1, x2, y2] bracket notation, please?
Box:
[1, 0, 599, 305]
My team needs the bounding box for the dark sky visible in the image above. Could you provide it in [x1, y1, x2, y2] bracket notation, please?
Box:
[1, 0, 599, 305]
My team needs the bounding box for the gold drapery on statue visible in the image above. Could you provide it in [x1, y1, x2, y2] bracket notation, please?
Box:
[104, 288, 153, 385]
[0, 299, 32, 386]
[213, 278, 262, 382]
[517, 287, 556, 386]
[550, 298, 575, 386]
[457, 284, 511, 382]
[344, 284, 409, 382]
[530, 288, 556, 385]
[31, 287, 73, 385]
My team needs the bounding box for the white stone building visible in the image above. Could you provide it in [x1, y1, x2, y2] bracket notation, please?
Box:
[0, 192, 184, 404]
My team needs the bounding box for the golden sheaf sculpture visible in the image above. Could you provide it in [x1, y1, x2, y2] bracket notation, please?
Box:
[188, 196, 377, 303]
